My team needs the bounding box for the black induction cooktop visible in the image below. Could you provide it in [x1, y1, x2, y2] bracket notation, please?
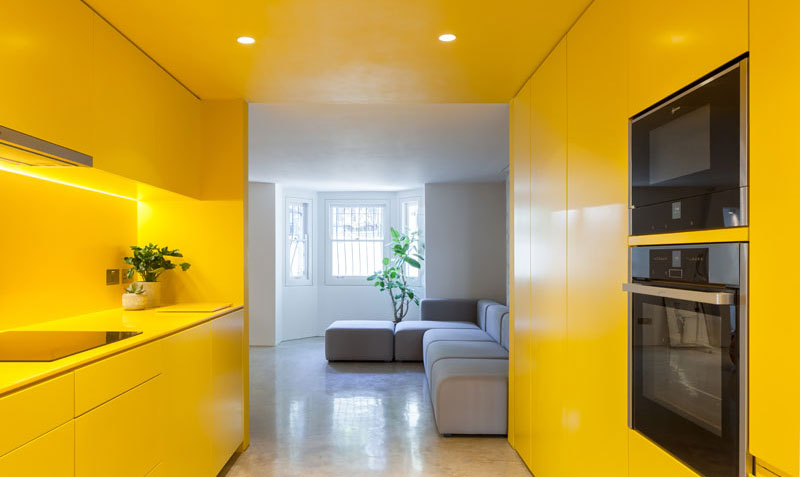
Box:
[0, 330, 142, 362]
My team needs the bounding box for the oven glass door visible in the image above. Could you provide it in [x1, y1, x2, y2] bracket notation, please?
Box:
[630, 61, 744, 209]
[632, 287, 739, 477]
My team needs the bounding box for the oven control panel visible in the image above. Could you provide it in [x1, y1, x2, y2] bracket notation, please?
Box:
[649, 248, 709, 283]
[631, 242, 742, 287]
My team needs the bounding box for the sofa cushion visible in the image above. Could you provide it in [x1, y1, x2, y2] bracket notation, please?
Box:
[429, 358, 508, 435]
[476, 299, 498, 330]
[324, 320, 395, 362]
[485, 305, 508, 343]
[420, 299, 478, 323]
[424, 340, 508, 378]
[393, 320, 479, 361]
[422, 329, 494, 361]
[500, 311, 510, 351]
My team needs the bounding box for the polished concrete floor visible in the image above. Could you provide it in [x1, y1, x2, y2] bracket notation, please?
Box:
[223, 337, 530, 476]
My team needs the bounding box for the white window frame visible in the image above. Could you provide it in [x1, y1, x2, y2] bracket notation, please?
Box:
[325, 199, 390, 286]
[285, 197, 313, 286]
[399, 196, 424, 286]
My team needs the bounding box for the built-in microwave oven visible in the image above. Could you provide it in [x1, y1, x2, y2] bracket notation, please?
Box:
[630, 56, 748, 236]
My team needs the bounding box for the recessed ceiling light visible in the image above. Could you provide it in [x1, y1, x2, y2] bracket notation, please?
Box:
[237, 36, 256, 45]
[438, 33, 456, 42]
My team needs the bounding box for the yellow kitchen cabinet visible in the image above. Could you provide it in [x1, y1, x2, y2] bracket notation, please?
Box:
[0, 421, 74, 477]
[629, 430, 699, 477]
[509, 78, 532, 464]
[163, 322, 213, 475]
[529, 38, 568, 477]
[749, 1, 800, 475]
[75, 375, 165, 477]
[91, 15, 203, 198]
[0, 0, 93, 155]
[627, 0, 748, 115]
[211, 309, 245, 473]
[0, 372, 73, 458]
[565, 0, 630, 475]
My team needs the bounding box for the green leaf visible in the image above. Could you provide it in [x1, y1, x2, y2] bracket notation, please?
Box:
[403, 257, 421, 269]
[382, 257, 390, 266]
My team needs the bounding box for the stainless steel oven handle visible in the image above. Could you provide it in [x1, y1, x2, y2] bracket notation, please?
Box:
[622, 283, 734, 305]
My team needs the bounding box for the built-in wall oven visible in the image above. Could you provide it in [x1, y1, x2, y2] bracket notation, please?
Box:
[624, 243, 747, 477]
[630, 56, 748, 236]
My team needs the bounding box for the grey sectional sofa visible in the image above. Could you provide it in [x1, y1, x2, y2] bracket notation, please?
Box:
[323, 298, 509, 436]
[421, 299, 509, 435]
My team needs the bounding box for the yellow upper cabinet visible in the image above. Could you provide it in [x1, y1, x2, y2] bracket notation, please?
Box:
[529, 38, 568, 477]
[750, 1, 800, 475]
[92, 15, 203, 198]
[627, 0, 748, 116]
[510, 78, 532, 466]
[565, 0, 629, 474]
[0, 0, 93, 154]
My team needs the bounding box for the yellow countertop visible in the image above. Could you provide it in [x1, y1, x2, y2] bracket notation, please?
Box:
[0, 304, 243, 397]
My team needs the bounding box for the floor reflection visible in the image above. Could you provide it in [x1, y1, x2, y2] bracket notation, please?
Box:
[223, 337, 530, 476]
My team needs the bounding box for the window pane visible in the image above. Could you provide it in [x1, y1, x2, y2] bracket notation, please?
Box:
[329, 204, 385, 277]
[401, 200, 420, 278]
[288, 201, 310, 281]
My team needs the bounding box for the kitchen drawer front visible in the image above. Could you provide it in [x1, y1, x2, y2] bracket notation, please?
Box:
[0, 420, 74, 477]
[74, 340, 163, 415]
[0, 372, 74, 457]
[75, 375, 164, 477]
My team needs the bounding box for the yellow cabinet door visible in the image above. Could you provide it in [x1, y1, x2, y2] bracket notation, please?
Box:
[509, 77, 532, 466]
[627, 0, 748, 115]
[0, 0, 93, 154]
[211, 310, 244, 473]
[163, 322, 213, 476]
[75, 375, 165, 477]
[565, 0, 630, 475]
[0, 421, 74, 477]
[750, 1, 800, 475]
[529, 37, 568, 477]
[91, 15, 203, 198]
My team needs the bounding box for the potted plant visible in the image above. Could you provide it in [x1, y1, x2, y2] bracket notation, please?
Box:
[367, 227, 424, 324]
[124, 243, 191, 308]
[122, 283, 147, 311]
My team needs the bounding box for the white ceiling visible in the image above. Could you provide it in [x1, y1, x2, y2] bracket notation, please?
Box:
[248, 103, 508, 191]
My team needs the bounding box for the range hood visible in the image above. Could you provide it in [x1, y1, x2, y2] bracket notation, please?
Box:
[0, 125, 92, 167]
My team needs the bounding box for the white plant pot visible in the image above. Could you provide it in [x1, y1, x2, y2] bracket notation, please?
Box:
[136, 281, 162, 308]
[122, 293, 147, 311]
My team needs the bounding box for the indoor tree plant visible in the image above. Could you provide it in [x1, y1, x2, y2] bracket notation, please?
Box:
[124, 243, 191, 308]
[367, 227, 424, 324]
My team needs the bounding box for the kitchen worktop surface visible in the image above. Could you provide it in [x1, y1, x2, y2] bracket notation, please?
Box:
[0, 303, 243, 397]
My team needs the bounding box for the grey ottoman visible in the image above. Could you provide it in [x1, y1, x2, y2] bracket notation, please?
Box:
[325, 320, 395, 362]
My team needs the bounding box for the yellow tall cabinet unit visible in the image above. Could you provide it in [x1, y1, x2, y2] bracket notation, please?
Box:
[564, 0, 629, 474]
[749, 1, 800, 475]
[529, 38, 568, 477]
[627, 0, 748, 116]
[510, 79, 532, 465]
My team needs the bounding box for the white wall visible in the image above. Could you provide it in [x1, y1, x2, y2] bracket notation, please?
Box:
[424, 182, 507, 303]
[248, 182, 278, 346]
